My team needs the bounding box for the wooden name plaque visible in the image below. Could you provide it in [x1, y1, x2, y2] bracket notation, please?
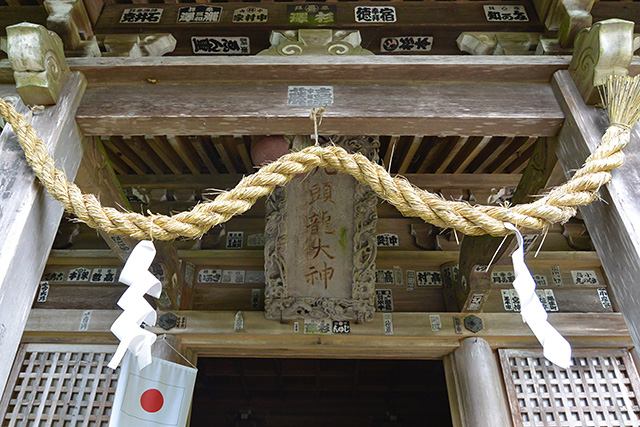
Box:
[264, 136, 379, 322]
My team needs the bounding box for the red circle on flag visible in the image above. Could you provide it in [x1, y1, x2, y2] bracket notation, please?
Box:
[140, 388, 164, 413]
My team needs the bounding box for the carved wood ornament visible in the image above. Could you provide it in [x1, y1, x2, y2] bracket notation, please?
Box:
[264, 136, 379, 322]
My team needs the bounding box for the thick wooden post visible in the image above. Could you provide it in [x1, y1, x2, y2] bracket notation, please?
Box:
[0, 72, 86, 394]
[552, 70, 640, 361]
[0, 23, 86, 394]
[445, 337, 512, 427]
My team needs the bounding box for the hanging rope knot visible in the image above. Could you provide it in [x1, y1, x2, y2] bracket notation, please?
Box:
[309, 106, 326, 146]
[0, 74, 638, 241]
[610, 123, 633, 132]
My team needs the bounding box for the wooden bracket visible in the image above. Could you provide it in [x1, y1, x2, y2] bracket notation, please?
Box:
[457, 32, 539, 55]
[258, 29, 374, 56]
[569, 18, 634, 105]
[45, 0, 100, 57]
[101, 34, 177, 58]
[6, 23, 70, 105]
[547, 0, 595, 47]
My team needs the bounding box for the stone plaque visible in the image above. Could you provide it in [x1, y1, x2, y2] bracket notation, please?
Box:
[265, 136, 379, 322]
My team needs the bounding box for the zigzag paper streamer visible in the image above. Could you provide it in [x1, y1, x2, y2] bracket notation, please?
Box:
[504, 222, 572, 369]
[108, 241, 162, 370]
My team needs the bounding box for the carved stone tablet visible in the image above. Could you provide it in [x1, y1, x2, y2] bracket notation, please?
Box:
[265, 136, 379, 322]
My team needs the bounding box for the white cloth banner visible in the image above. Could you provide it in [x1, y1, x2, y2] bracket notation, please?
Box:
[109, 352, 197, 427]
[505, 222, 572, 368]
[108, 240, 163, 370]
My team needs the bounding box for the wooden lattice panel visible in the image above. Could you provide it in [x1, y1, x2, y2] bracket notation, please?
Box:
[0, 344, 119, 427]
[499, 349, 640, 427]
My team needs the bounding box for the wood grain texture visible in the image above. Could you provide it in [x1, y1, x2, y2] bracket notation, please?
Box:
[0, 73, 86, 394]
[96, 1, 543, 56]
[76, 82, 563, 136]
[0, 56, 577, 85]
[22, 310, 633, 359]
[450, 338, 513, 427]
[75, 136, 138, 261]
[456, 136, 559, 310]
[553, 69, 640, 366]
[118, 172, 523, 191]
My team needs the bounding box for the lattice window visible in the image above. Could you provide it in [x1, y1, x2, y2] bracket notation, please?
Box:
[499, 348, 640, 427]
[0, 344, 119, 427]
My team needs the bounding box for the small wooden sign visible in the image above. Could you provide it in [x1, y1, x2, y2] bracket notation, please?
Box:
[120, 8, 163, 24]
[483, 5, 529, 22]
[287, 86, 334, 107]
[332, 321, 350, 334]
[381, 36, 433, 52]
[177, 6, 222, 23]
[191, 37, 250, 55]
[288, 4, 336, 25]
[233, 7, 268, 23]
[355, 6, 396, 23]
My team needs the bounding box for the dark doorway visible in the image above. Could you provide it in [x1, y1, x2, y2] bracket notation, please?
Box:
[191, 358, 453, 427]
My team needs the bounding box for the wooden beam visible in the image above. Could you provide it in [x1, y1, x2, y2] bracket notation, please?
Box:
[117, 172, 523, 191]
[22, 310, 632, 359]
[0, 56, 588, 85]
[552, 69, 640, 364]
[0, 7, 48, 36]
[75, 136, 138, 261]
[76, 82, 563, 136]
[0, 72, 86, 394]
[454, 136, 559, 310]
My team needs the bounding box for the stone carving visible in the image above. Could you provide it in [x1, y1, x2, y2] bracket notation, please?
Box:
[258, 29, 373, 56]
[265, 136, 379, 322]
[569, 19, 634, 105]
[5, 23, 70, 105]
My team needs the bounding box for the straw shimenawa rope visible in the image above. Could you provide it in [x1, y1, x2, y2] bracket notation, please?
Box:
[1, 75, 639, 241]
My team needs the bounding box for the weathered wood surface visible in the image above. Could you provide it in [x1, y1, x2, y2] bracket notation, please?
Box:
[75, 136, 137, 261]
[0, 56, 590, 85]
[76, 82, 563, 136]
[447, 338, 513, 427]
[37, 247, 604, 313]
[454, 137, 559, 310]
[23, 309, 632, 360]
[118, 172, 523, 191]
[0, 7, 48, 37]
[0, 72, 86, 394]
[96, 1, 543, 56]
[552, 69, 640, 364]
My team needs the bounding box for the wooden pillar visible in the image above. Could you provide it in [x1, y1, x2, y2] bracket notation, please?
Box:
[552, 18, 640, 360]
[0, 24, 86, 394]
[445, 338, 513, 427]
[552, 70, 640, 361]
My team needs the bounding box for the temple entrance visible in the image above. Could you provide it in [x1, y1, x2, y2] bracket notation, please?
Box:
[191, 357, 453, 427]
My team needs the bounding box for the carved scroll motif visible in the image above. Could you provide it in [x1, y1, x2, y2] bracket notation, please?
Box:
[258, 29, 374, 56]
[569, 19, 634, 104]
[264, 136, 379, 322]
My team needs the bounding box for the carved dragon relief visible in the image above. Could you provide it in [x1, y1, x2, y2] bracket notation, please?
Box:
[264, 136, 379, 322]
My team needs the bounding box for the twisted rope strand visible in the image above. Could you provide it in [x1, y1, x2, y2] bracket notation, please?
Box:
[1, 75, 638, 241]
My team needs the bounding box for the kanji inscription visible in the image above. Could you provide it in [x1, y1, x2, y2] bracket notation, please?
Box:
[265, 136, 379, 322]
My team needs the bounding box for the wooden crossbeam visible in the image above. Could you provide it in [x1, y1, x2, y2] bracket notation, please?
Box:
[117, 172, 523, 191]
[0, 7, 47, 36]
[23, 309, 632, 359]
[76, 82, 563, 136]
[0, 56, 583, 85]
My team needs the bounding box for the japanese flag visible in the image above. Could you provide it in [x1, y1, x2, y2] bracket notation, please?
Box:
[109, 352, 197, 427]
